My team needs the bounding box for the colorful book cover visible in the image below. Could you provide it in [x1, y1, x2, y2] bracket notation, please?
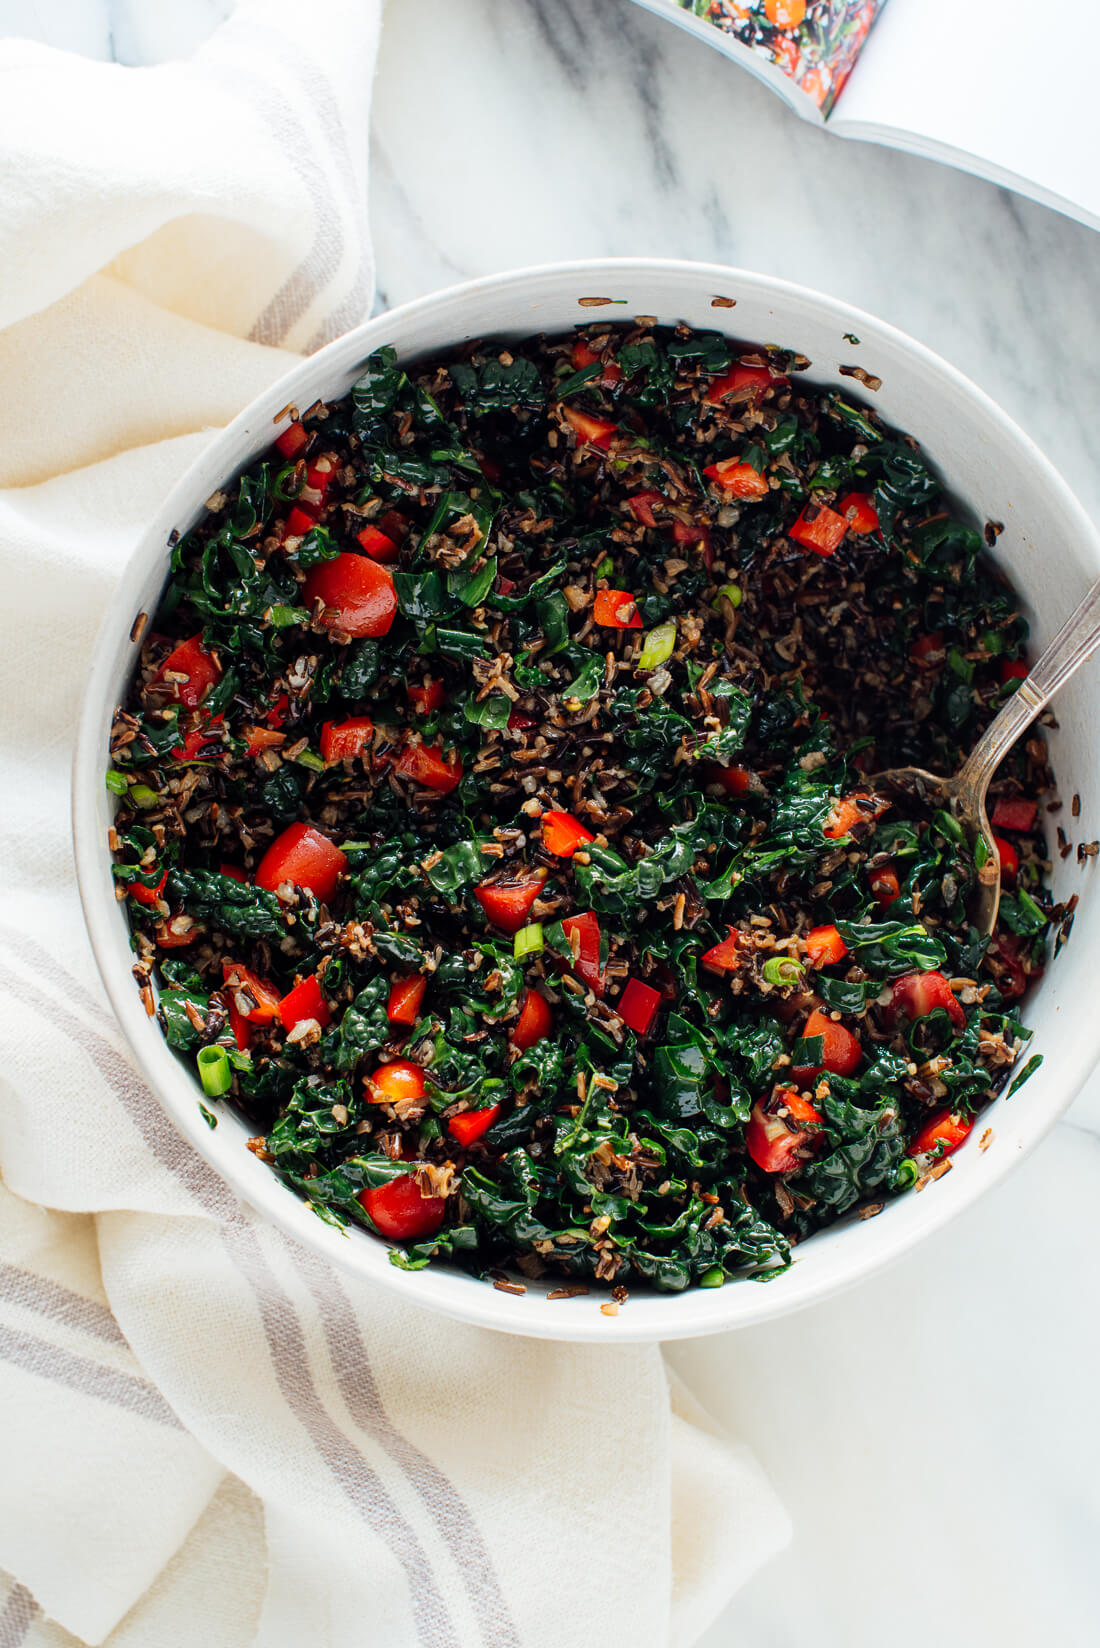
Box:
[677, 0, 886, 116]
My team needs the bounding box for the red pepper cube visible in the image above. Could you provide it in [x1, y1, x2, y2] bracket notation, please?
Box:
[278, 973, 331, 1033]
[746, 1087, 823, 1175]
[320, 716, 374, 764]
[910, 1110, 973, 1160]
[153, 635, 221, 709]
[626, 490, 662, 528]
[255, 822, 348, 902]
[395, 743, 463, 794]
[562, 406, 617, 450]
[387, 974, 427, 1027]
[702, 459, 770, 499]
[705, 360, 784, 406]
[284, 506, 319, 539]
[541, 810, 595, 858]
[511, 988, 552, 1050]
[129, 868, 168, 907]
[274, 421, 309, 460]
[993, 835, 1019, 885]
[789, 502, 848, 557]
[804, 925, 848, 968]
[592, 589, 642, 629]
[701, 927, 742, 973]
[408, 678, 446, 716]
[837, 492, 879, 534]
[617, 978, 661, 1036]
[356, 524, 399, 562]
[790, 1008, 862, 1086]
[560, 910, 604, 997]
[447, 1104, 501, 1147]
[474, 872, 547, 933]
[889, 970, 966, 1032]
[221, 962, 282, 1023]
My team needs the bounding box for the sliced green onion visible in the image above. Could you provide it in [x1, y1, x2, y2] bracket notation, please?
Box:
[973, 834, 989, 870]
[595, 555, 615, 580]
[895, 1158, 919, 1191]
[981, 631, 1006, 655]
[295, 748, 327, 773]
[698, 1265, 726, 1288]
[762, 957, 804, 988]
[105, 769, 129, 795]
[514, 922, 544, 960]
[129, 783, 160, 809]
[199, 1103, 219, 1130]
[711, 582, 742, 611]
[196, 1045, 232, 1098]
[637, 619, 677, 671]
[932, 808, 964, 844]
[947, 646, 974, 684]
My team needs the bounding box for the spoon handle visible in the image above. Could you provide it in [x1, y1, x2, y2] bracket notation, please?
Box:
[955, 573, 1100, 794]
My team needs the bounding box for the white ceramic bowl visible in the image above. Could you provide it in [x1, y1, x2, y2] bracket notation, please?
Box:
[73, 259, 1100, 1341]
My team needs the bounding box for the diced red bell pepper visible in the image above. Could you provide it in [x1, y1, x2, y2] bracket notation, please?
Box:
[701, 927, 742, 973]
[255, 822, 348, 902]
[570, 339, 622, 385]
[910, 1110, 973, 1161]
[671, 520, 711, 549]
[507, 708, 537, 731]
[274, 420, 309, 460]
[388, 974, 427, 1027]
[711, 764, 753, 796]
[824, 793, 888, 840]
[560, 910, 604, 997]
[511, 988, 552, 1051]
[266, 691, 290, 729]
[1000, 659, 1029, 684]
[320, 716, 374, 764]
[221, 962, 282, 1023]
[278, 973, 331, 1032]
[408, 678, 446, 716]
[889, 971, 966, 1031]
[227, 1001, 254, 1053]
[562, 406, 617, 450]
[909, 632, 946, 669]
[377, 509, 409, 543]
[703, 459, 770, 499]
[790, 1007, 862, 1086]
[745, 1087, 823, 1174]
[219, 863, 247, 882]
[358, 1175, 445, 1240]
[129, 868, 168, 908]
[474, 871, 548, 933]
[244, 724, 286, 755]
[617, 977, 661, 1036]
[366, 1059, 427, 1105]
[395, 743, 463, 794]
[356, 524, 399, 563]
[705, 361, 785, 406]
[804, 925, 848, 968]
[542, 810, 595, 858]
[993, 835, 1019, 885]
[626, 490, 662, 528]
[154, 920, 199, 949]
[593, 589, 642, 629]
[153, 635, 221, 709]
[789, 502, 848, 557]
[837, 492, 879, 535]
[284, 506, 319, 539]
[447, 1104, 501, 1147]
[173, 714, 226, 761]
[990, 797, 1037, 832]
[868, 863, 901, 906]
[303, 553, 397, 638]
[299, 456, 337, 512]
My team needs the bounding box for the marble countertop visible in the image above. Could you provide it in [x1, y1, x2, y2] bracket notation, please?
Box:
[6, 1, 1099, 1644]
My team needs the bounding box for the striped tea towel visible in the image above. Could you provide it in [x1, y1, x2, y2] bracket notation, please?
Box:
[0, 3, 791, 1644]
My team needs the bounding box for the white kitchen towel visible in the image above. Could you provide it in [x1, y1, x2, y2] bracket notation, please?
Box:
[0, 4, 790, 1645]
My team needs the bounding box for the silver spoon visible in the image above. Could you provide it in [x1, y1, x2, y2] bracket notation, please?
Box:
[871, 574, 1100, 937]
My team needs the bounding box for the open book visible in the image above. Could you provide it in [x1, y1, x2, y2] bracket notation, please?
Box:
[632, 0, 1099, 234]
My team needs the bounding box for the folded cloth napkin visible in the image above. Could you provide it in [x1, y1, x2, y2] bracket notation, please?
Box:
[0, 5, 790, 1644]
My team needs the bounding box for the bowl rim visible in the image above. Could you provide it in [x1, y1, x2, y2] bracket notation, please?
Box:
[72, 255, 1100, 1342]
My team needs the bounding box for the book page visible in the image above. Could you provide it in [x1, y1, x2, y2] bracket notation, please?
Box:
[831, 0, 1100, 227]
[632, 1, 887, 118]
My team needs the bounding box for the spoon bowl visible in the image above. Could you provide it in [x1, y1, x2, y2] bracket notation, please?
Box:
[872, 575, 1100, 937]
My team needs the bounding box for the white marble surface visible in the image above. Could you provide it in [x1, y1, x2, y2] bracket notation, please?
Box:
[6, 1, 1100, 1643]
